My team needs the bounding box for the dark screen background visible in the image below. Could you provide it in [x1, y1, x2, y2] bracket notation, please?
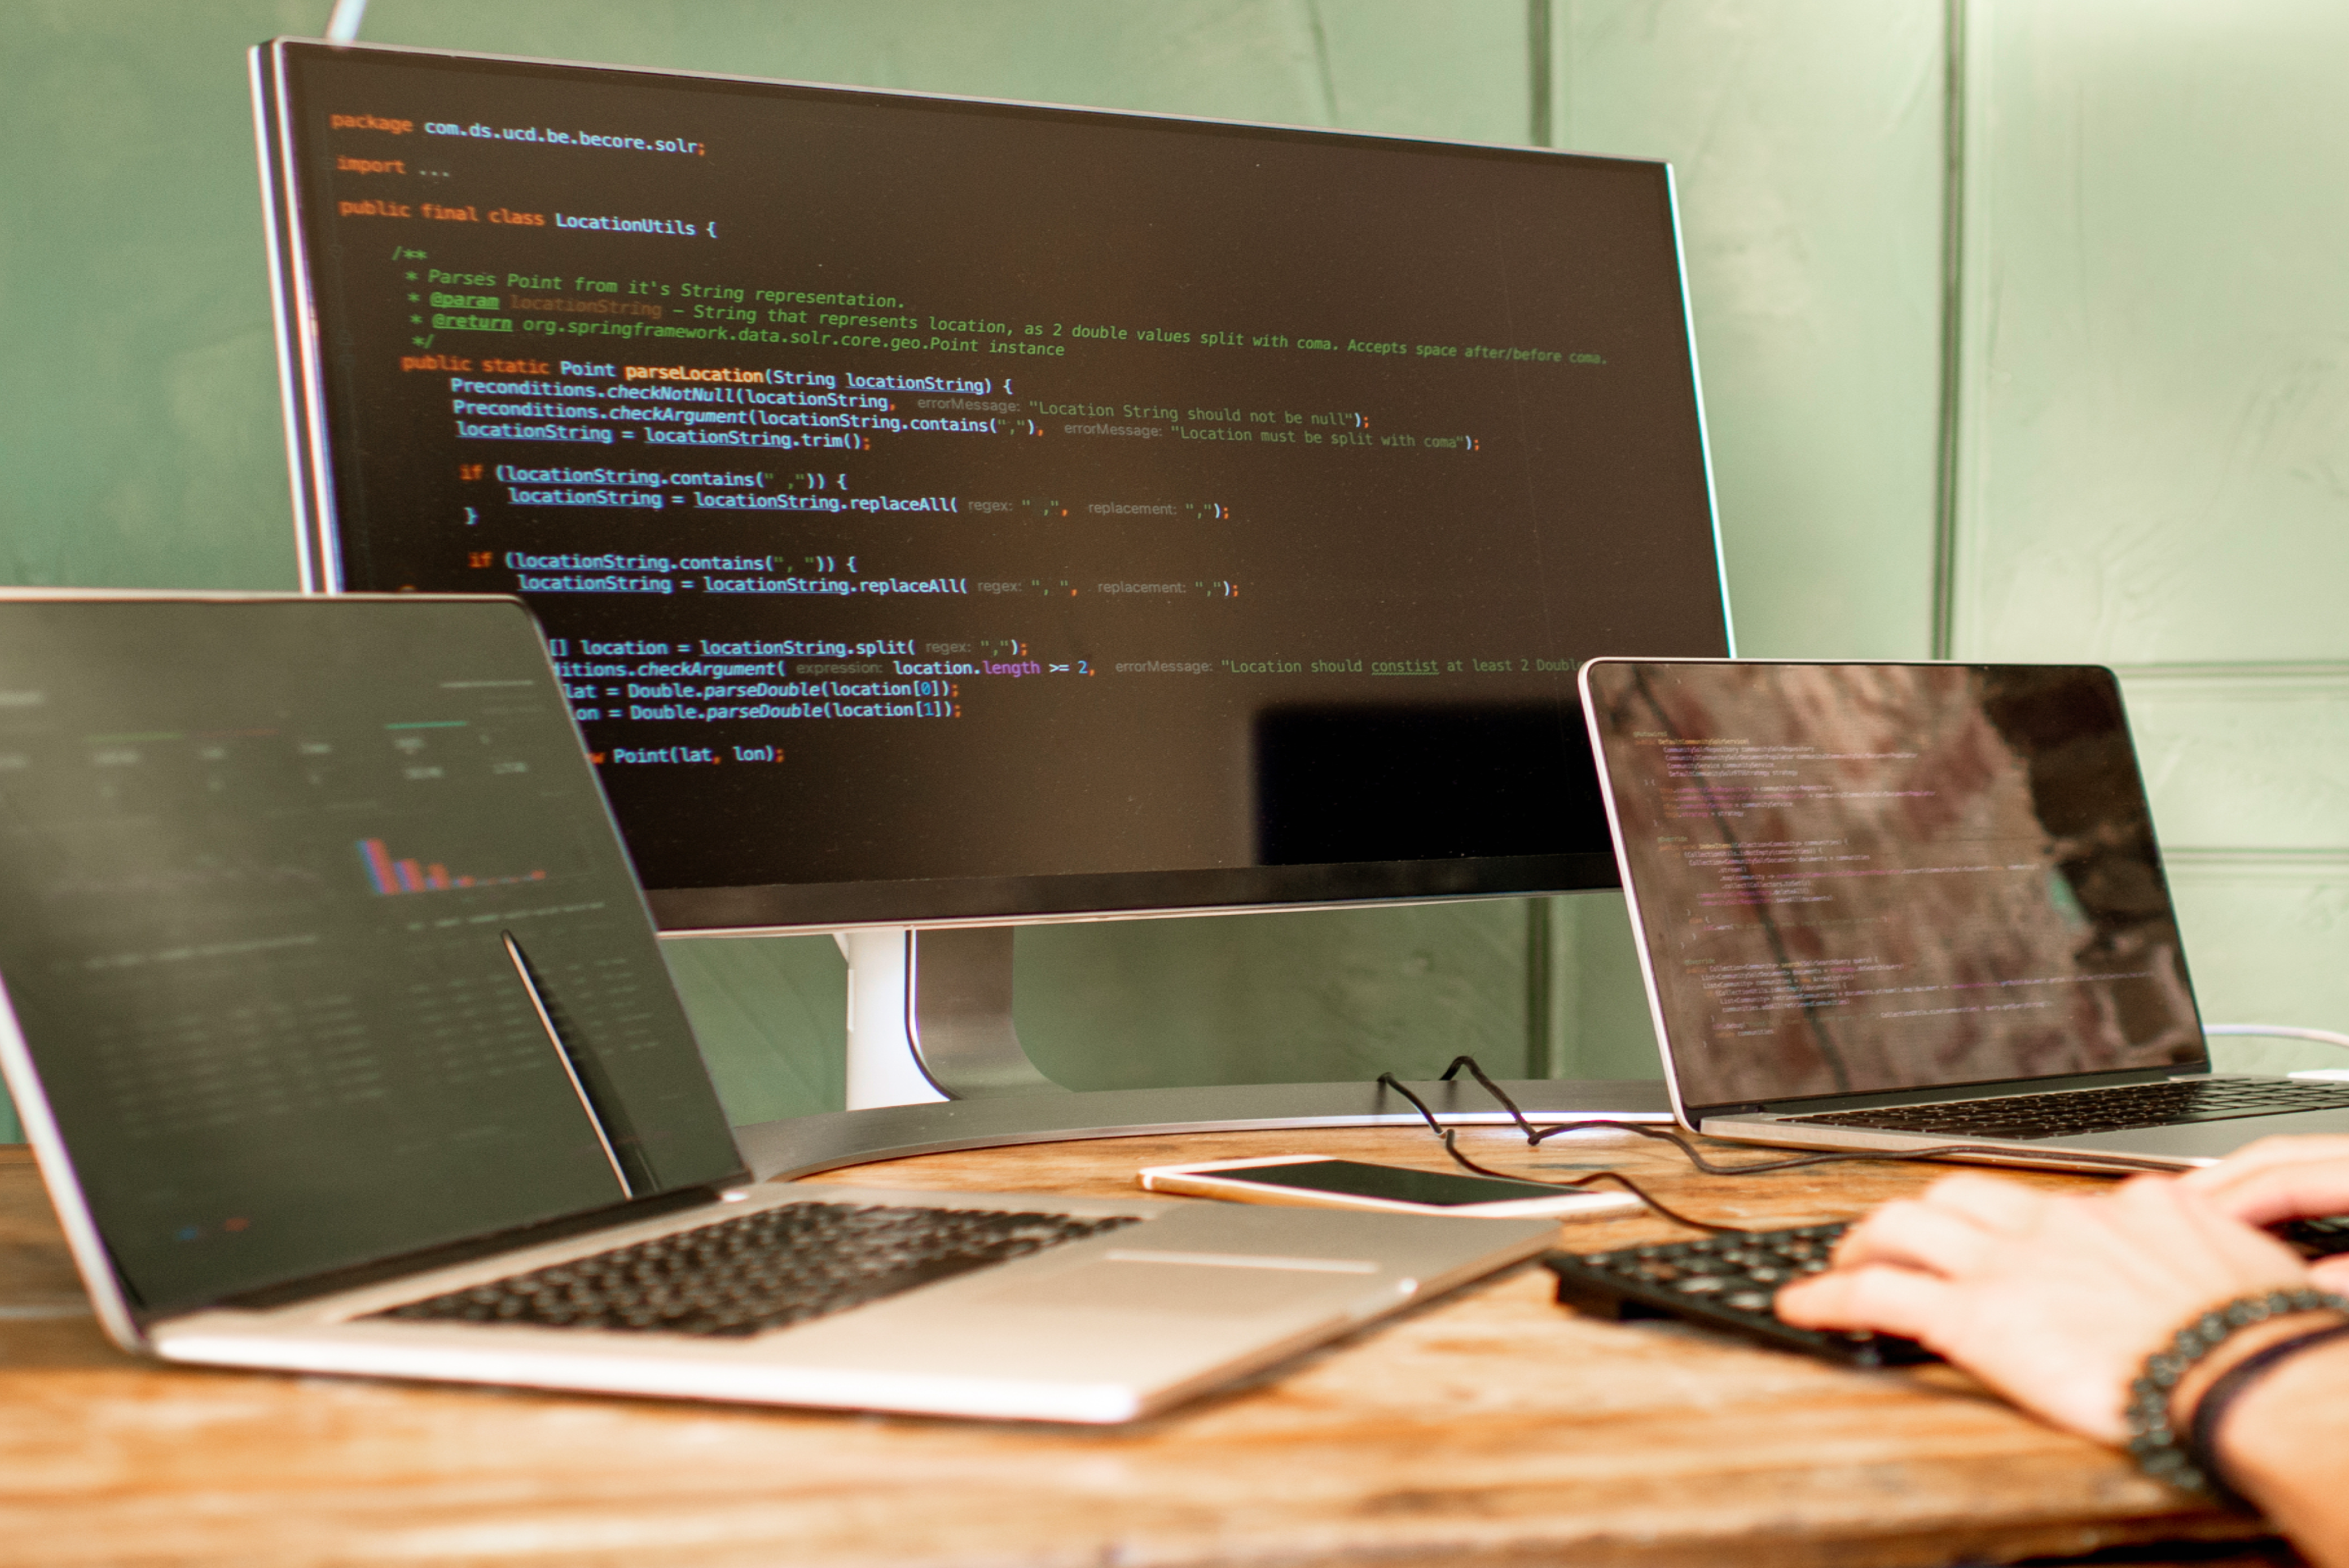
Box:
[270, 42, 1731, 927]
[1585, 661, 2203, 1109]
[0, 599, 743, 1316]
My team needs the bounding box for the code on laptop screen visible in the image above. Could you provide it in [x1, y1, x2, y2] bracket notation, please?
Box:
[1583, 661, 2203, 1110]
[0, 598, 743, 1317]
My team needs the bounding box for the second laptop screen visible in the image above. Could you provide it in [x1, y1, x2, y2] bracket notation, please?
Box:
[1585, 662, 2203, 1109]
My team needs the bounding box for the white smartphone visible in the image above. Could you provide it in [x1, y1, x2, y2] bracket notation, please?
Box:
[1137, 1154, 1641, 1219]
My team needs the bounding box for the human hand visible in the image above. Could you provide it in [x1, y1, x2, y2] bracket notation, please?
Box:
[2179, 1137, 2349, 1294]
[1773, 1171, 2311, 1442]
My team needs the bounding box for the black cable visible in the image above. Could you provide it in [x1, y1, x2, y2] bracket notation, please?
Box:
[1376, 1072, 1752, 1234]
[1373, 1055, 2182, 1234]
[1437, 1056, 1869, 1173]
[1434, 1054, 2178, 1175]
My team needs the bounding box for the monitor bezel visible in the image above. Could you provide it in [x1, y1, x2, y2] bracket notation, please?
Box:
[255, 36, 1734, 937]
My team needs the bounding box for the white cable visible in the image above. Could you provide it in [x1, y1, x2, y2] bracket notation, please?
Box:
[2204, 1024, 2349, 1051]
[325, 0, 368, 44]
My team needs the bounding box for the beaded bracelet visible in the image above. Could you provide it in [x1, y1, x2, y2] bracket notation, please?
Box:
[2124, 1286, 2349, 1503]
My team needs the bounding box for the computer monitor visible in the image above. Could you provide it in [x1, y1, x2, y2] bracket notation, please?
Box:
[252, 39, 1731, 1169]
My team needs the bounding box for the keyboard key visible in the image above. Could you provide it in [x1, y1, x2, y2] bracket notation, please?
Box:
[2277, 1215, 2349, 1259]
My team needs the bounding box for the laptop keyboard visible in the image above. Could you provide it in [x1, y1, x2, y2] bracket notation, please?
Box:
[372, 1200, 1141, 1338]
[1778, 1078, 2349, 1142]
[1545, 1216, 2349, 1368]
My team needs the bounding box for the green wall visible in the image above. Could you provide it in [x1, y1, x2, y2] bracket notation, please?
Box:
[1559, 0, 1948, 664]
[1946, 0, 2349, 1076]
[8, 1, 2334, 1140]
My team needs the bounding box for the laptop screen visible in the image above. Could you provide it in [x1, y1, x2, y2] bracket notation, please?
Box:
[0, 598, 744, 1318]
[1582, 661, 2204, 1111]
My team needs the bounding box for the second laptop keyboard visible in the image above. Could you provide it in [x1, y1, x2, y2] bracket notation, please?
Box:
[373, 1200, 1140, 1338]
[1780, 1078, 2349, 1142]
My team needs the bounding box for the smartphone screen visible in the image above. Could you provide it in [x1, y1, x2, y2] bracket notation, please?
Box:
[1219, 1160, 1570, 1207]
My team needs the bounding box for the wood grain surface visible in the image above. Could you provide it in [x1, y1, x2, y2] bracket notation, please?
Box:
[0, 1129, 2297, 1568]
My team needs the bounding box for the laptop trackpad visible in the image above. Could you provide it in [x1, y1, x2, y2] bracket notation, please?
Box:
[961, 1251, 1395, 1319]
[755, 1247, 1407, 1387]
[2054, 1106, 2349, 1161]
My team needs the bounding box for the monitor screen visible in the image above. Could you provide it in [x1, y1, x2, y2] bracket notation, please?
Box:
[257, 41, 1732, 931]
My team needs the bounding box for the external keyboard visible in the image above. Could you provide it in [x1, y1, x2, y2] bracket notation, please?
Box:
[374, 1200, 1139, 1338]
[1545, 1216, 2349, 1368]
[1545, 1223, 1934, 1366]
[1780, 1078, 2349, 1142]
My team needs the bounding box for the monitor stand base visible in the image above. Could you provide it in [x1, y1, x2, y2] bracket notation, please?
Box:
[772, 923, 1672, 1183]
[736, 1078, 1674, 1181]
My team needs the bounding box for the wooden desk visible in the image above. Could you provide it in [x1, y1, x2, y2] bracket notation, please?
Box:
[0, 1129, 2296, 1567]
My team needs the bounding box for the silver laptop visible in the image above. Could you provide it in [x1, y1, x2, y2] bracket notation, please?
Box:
[0, 593, 1556, 1423]
[1580, 657, 2349, 1171]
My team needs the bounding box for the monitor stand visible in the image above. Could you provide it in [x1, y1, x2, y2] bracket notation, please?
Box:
[838, 926, 1064, 1106]
[729, 925, 1673, 1182]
